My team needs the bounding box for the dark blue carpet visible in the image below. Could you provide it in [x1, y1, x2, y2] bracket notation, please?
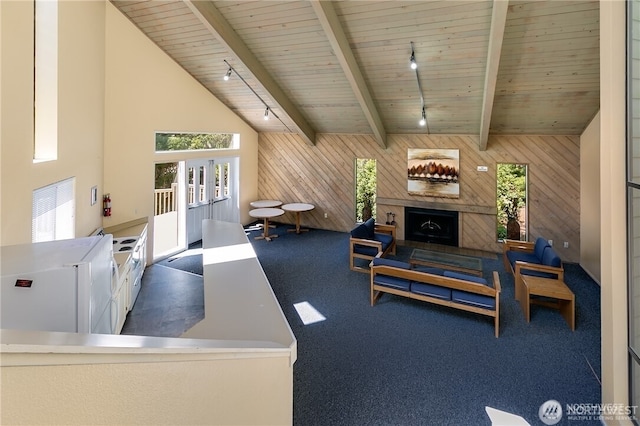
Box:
[157, 224, 601, 425]
[246, 225, 601, 426]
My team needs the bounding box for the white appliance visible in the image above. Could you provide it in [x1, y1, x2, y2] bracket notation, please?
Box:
[91, 227, 147, 310]
[1, 235, 119, 334]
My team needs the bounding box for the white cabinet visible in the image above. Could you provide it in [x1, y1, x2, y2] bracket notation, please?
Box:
[115, 263, 130, 334]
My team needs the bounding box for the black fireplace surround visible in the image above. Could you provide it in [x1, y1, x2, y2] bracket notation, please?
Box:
[405, 207, 459, 247]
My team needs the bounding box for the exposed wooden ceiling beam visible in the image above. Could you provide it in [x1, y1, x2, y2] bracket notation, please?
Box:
[478, 0, 508, 151]
[310, 0, 387, 149]
[184, 0, 316, 146]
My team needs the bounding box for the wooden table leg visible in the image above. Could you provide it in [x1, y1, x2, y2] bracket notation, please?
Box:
[287, 211, 309, 234]
[254, 218, 278, 241]
[560, 296, 575, 331]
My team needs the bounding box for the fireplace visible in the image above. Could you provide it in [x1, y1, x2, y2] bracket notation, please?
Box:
[405, 207, 459, 246]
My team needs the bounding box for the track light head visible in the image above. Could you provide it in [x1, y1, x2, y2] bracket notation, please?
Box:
[224, 68, 232, 81]
[264, 107, 270, 120]
[410, 52, 417, 70]
[419, 107, 426, 126]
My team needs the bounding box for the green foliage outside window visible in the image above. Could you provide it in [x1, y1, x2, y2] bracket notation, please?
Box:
[155, 133, 234, 151]
[155, 162, 177, 189]
[356, 159, 376, 222]
[497, 163, 527, 239]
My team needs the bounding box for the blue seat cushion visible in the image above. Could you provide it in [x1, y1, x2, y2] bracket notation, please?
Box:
[519, 268, 558, 280]
[350, 222, 370, 239]
[506, 251, 541, 269]
[374, 232, 394, 250]
[411, 282, 451, 300]
[452, 290, 496, 310]
[373, 274, 411, 291]
[372, 257, 410, 269]
[444, 271, 488, 286]
[412, 266, 445, 275]
[353, 244, 379, 257]
[363, 217, 376, 238]
[533, 237, 550, 260]
[541, 247, 562, 268]
[445, 271, 495, 309]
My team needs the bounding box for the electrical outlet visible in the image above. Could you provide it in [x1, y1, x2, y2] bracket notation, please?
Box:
[563, 242, 569, 248]
[548, 239, 553, 246]
[324, 212, 328, 219]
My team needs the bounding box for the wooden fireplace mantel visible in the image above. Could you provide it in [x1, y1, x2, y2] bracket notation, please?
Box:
[376, 198, 495, 216]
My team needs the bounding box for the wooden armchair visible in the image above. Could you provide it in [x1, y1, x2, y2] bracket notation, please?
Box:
[503, 237, 564, 302]
[349, 218, 396, 273]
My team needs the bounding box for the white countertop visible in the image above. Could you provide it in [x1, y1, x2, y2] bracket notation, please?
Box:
[181, 221, 296, 352]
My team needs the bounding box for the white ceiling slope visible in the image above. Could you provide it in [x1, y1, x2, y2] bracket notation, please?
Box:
[111, 0, 600, 150]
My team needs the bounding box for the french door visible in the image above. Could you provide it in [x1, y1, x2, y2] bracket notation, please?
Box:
[185, 157, 239, 245]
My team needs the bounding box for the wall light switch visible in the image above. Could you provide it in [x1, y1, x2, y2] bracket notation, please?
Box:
[477, 166, 488, 172]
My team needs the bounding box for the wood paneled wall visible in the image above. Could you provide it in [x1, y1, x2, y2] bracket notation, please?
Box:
[257, 133, 580, 262]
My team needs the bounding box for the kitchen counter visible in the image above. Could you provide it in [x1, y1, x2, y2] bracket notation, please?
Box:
[104, 217, 148, 238]
[1, 220, 297, 425]
[182, 220, 297, 349]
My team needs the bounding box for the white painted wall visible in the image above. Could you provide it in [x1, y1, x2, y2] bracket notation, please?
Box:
[1, 1, 106, 245]
[600, 1, 631, 422]
[580, 111, 601, 284]
[103, 3, 258, 257]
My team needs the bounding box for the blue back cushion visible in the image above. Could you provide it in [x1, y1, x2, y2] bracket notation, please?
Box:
[350, 222, 370, 239]
[364, 217, 376, 238]
[541, 247, 562, 268]
[533, 237, 550, 260]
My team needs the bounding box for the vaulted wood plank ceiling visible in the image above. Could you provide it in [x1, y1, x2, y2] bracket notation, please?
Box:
[111, 0, 600, 150]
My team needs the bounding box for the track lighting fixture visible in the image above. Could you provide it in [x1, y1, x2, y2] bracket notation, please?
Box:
[410, 41, 417, 70]
[410, 42, 429, 133]
[222, 59, 293, 131]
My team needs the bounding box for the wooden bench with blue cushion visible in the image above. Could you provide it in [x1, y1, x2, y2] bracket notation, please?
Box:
[370, 256, 501, 337]
[502, 237, 564, 302]
[349, 218, 396, 273]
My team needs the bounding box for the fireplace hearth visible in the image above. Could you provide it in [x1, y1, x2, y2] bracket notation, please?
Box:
[405, 207, 459, 246]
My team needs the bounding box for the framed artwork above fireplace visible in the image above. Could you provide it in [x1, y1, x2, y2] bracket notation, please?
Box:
[407, 148, 459, 198]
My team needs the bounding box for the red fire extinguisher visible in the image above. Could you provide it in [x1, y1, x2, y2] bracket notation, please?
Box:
[103, 193, 111, 217]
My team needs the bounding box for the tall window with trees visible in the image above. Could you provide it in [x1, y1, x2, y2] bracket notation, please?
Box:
[496, 163, 528, 241]
[356, 159, 376, 222]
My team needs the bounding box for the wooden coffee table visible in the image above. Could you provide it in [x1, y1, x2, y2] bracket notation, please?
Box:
[519, 275, 575, 330]
[409, 248, 483, 277]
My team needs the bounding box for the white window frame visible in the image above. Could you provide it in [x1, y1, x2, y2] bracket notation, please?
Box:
[32, 177, 75, 242]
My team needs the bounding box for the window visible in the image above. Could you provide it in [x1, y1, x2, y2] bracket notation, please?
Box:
[187, 162, 208, 206]
[214, 161, 231, 201]
[355, 159, 376, 222]
[628, 0, 640, 409]
[496, 163, 528, 241]
[32, 177, 75, 242]
[33, 0, 58, 162]
[155, 133, 238, 152]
